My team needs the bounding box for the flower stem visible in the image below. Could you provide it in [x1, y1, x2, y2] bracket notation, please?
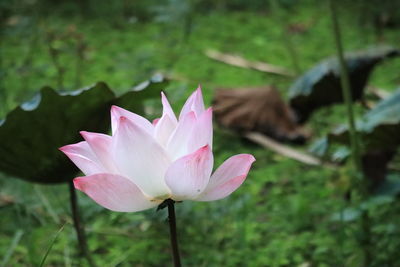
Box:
[329, 0, 362, 173]
[166, 199, 181, 267]
[328, 0, 372, 264]
[68, 181, 97, 267]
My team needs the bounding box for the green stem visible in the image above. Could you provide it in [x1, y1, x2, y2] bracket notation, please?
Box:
[328, 0, 372, 265]
[69, 181, 97, 267]
[166, 199, 181, 267]
[329, 0, 362, 173]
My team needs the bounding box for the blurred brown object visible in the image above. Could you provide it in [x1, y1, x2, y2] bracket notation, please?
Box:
[213, 87, 310, 143]
[286, 22, 310, 34]
[0, 194, 15, 207]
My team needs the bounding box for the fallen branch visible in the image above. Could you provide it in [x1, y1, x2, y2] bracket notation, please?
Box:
[245, 131, 336, 168]
[205, 49, 295, 77]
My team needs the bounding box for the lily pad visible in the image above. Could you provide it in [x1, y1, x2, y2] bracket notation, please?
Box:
[289, 46, 399, 122]
[0, 75, 168, 184]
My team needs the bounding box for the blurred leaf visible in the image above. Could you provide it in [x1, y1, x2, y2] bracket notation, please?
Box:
[309, 138, 349, 162]
[330, 89, 400, 152]
[330, 195, 392, 223]
[331, 207, 361, 222]
[375, 173, 400, 196]
[0, 75, 167, 184]
[152, 0, 191, 24]
[289, 46, 400, 122]
[326, 89, 400, 186]
[331, 147, 351, 162]
[360, 195, 394, 209]
[308, 138, 328, 157]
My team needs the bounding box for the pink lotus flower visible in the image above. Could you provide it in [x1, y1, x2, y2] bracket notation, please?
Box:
[60, 87, 255, 212]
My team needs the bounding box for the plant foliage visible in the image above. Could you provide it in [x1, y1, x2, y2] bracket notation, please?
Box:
[289, 46, 399, 122]
[0, 75, 168, 183]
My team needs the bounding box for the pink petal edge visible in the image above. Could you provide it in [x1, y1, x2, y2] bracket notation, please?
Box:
[161, 92, 178, 124]
[196, 154, 255, 201]
[196, 175, 247, 202]
[179, 86, 205, 119]
[79, 131, 117, 173]
[59, 142, 104, 176]
[165, 145, 214, 201]
[188, 107, 213, 153]
[152, 118, 160, 126]
[74, 173, 159, 212]
[110, 105, 153, 135]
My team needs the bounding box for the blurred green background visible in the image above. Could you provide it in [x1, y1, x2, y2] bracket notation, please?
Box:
[1, 0, 400, 266]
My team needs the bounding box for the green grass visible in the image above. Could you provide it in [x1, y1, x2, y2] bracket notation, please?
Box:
[1, 1, 400, 266]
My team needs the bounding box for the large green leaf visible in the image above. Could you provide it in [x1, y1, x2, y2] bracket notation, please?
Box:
[289, 46, 399, 122]
[0, 75, 168, 184]
[0, 83, 113, 184]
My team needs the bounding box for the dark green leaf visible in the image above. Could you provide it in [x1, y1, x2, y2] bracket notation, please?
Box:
[327, 90, 400, 187]
[330, 89, 400, 152]
[375, 173, 400, 196]
[0, 75, 167, 184]
[0, 83, 114, 184]
[289, 46, 399, 122]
